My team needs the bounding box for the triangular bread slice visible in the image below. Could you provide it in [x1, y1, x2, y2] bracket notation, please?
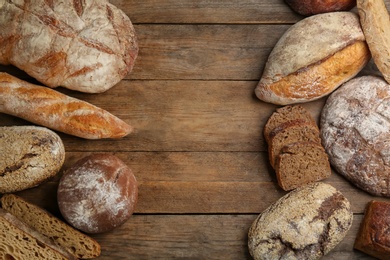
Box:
[275, 141, 331, 191]
[268, 119, 321, 167]
[0, 208, 76, 260]
[1, 194, 101, 259]
[264, 105, 318, 143]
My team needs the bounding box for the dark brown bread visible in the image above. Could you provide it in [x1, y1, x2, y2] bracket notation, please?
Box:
[264, 105, 318, 143]
[354, 200, 390, 260]
[1, 194, 101, 259]
[285, 0, 356, 16]
[0, 208, 76, 260]
[275, 141, 331, 191]
[268, 119, 321, 167]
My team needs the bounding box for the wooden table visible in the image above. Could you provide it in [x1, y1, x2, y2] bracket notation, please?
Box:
[1, 1, 387, 259]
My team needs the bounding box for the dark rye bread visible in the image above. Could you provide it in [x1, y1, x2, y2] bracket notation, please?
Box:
[0, 208, 76, 260]
[248, 182, 353, 260]
[1, 194, 101, 259]
[264, 105, 318, 143]
[268, 119, 321, 167]
[354, 200, 390, 260]
[274, 141, 331, 191]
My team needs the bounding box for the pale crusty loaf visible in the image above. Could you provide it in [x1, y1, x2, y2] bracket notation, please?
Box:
[274, 141, 331, 191]
[255, 12, 370, 105]
[0, 208, 76, 260]
[0, 126, 65, 194]
[321, 76, 390, 197]
[248, 182, 353, 260]
[0, 72, 132, 139]
[1, 194, 101, 259]
[268, 119, 321, 167]
[354, 200, 390, 260]
[264, 105, 318, 143]
[0, 0, 138, 93]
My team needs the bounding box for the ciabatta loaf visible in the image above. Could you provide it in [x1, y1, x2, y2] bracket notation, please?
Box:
[0, 0, 138, 93]
[0, 208, 76, 260]
[0, 126, 65, 194]
[1, 194, 101, 259]
[0, 73, 132, 139]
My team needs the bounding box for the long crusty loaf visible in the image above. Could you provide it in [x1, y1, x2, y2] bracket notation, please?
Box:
[0, 126, 65, 194]
[0, 208, 76, 260]
[1, 194, 101, 259]
[0, 0, 138, 93]
[0, 72, 132, 139]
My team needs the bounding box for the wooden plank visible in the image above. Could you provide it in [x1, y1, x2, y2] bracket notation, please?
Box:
[89, 214, 374, 259]
[111, 0, 301, 24]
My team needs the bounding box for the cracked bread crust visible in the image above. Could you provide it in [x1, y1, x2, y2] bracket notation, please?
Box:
[0, 126, 65, 194]
[321, 76, 390, 197]
[248, 182, 353, 260]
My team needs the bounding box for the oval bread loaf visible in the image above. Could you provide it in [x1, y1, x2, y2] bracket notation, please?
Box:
[57, 154, 138, 234]
[321, 76, 390, 197]
[0, 0, 138, 93]
[248, 182, 353, 260]
[255, 12, 370, 105]
[0, 126, 65, 194]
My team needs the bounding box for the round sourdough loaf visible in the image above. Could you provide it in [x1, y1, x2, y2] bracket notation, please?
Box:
[0, 126, 65, 193]
[285, 0, 356, 16]
[248, 182, 353, 260]
[321, 76, 390, 197]
[57, 154, 138, 234]
[255, 12, 370, 105]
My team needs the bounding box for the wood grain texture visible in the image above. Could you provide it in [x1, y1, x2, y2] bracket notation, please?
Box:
[1, 0, 389, 258]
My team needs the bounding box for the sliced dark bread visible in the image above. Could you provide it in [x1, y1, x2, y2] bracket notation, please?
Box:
[274, 141, 331, 191]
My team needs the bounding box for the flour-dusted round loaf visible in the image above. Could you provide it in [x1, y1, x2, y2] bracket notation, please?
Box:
[248, 182, 353, 260]
[57, 154, 138, 234]
[0, 126, 65, 194]
[321, 76, 390, 197]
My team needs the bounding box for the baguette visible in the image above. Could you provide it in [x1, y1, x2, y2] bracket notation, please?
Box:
[0, 208, 76, 260]
[1, 194, 101, 259]
[0, 72, 132, 139]
[0, 0, 138, 93]
[357, 0, 390, 84]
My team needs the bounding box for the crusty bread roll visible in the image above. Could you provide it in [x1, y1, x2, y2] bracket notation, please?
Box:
[357, 0, 390, 85]
[58, 154, 138, 234]
[354, 200, 390, 260]
[0, 0, 138, 93]
[0, 208, 76, 260]
[0, 72, 132, 139]
[321, 76, 390, 197]
[1, 194, 101, 259]
[285, 0, 356, 16]
[0, 126, 65, 194]
[255, 12, 370, 105]
[248, 182, 353, 260]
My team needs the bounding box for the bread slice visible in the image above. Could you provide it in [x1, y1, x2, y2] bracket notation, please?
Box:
[264, 105, 318, 143]
[268, 120, 321, 167]
[1, 194, 101, 259]
[0, 208, 76, 260]
[274, 141, 331, 191]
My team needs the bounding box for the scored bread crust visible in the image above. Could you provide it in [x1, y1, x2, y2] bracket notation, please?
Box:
[0, 72, 132, 139]
[321, 76, 390, 197]
[0, 0, 138, 93]
[0, 126, 65, 194]
[1, 194, 101, 259]
[0, 208, 76, 260]
[255, 12, 370, 105]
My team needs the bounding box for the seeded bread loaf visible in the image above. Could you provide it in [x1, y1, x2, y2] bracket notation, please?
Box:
[0, 0, 138, 93]
[0, 126, 65, 194]
[264, 105, 318, 143]
[354, 200, 390, 260]
[0, 208, 76, 260]
[274, 141, 331, 191]
[268, 119, 321, 167]
[1, 194, 101, 259]
[248, 182, 353, 260]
